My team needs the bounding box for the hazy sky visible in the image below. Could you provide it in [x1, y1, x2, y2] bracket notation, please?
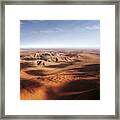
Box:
[20, 20, 100, 48]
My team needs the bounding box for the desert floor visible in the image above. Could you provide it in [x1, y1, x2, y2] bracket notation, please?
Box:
[20, 48, 100, 100]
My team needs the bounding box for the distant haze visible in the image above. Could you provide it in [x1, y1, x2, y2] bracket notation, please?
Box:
[20, 20, 100, 49]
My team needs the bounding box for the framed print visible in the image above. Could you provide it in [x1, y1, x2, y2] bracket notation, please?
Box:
[0, 0, 119, 119]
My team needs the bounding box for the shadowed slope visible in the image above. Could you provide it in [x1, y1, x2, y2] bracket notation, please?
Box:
[56, 79, 100, 100]
[20, 80, 42, 93]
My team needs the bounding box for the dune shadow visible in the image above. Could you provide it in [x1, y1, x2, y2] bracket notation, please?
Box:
[20, 62, 36, 69]
[69, 64, 100, 73]
[20, 80, 42, 93]
[46, 62, 74, 68]
[56, 79, 100, 100]
[59, 79, 99, 92]
[25, 70, 46, 76]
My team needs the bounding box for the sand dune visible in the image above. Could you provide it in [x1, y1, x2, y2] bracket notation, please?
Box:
[20, 48, 100, 100]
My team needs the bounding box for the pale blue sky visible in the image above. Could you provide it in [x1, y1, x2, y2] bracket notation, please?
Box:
[20, 20, 100, 48]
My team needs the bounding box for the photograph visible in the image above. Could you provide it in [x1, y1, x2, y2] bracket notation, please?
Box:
[20, 20, 100, 100]
[2, 1, 118, 118]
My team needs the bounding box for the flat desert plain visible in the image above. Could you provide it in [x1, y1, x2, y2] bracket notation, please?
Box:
[20, 48, 100, 100]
